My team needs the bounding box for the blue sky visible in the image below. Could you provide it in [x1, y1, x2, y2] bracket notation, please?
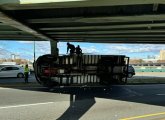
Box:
[0, 40, 164, 60]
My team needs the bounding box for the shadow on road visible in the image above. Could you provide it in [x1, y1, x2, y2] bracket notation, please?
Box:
[54, 87, 96, 120]
[12, 85, 164, 120]
[0, 77, 165, 120]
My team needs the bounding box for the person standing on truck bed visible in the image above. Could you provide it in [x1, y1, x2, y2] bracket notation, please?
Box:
[67, 42, 75, 55]
[76, 45, 82, 67]
[76, 45, 82, 55]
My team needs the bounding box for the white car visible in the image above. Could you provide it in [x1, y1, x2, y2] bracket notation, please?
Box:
[0, 65, 25, 78]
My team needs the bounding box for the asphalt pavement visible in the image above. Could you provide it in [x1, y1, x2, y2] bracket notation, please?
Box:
[0, 73, 165, 120]
[0, 74, 36, 84]
[0, 84, 164, 120]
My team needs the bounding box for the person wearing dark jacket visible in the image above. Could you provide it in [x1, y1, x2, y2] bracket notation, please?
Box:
[76, 45, 82, 55]
[67, 42, 75, 55]
[76, 45, 82, 67]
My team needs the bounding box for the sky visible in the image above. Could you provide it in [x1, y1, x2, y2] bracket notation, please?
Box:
[0, 40, 165, 60]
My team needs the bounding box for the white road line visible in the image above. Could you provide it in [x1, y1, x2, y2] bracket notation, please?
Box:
[156, 94, 165, 96]
[0, 87, 45, 90]
[0, 87, 12, 90]
[0, 102, 54, 109]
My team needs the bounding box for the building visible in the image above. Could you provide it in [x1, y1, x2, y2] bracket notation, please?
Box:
[160, 50, 165, 60]
[11, 54, 20, 60]
[142, 58, 158, 63]
[15, 55, 20, 59]
[11, 54, 15, 60]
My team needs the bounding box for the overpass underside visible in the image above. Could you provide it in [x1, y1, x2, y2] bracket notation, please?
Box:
[0, 0, 165, 43]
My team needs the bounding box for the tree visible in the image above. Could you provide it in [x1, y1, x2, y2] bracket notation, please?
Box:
[130, 59, 145, 64]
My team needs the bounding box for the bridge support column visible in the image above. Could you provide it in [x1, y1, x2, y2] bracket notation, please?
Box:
[50, 40, 58, 57]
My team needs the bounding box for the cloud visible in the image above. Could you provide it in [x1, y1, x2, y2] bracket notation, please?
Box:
[17, 41, 51, 57]
[112, 45, 131, 52]
[129, 44, 165, 53]
[103, 44, 165, 54]
[35, 41, 50, 55]
[112, 45, 151, 53]
[81, 46, 100, 54]
[0, 48, 12, 58]
[58, 42, 66, 47]
[17, 41, 34, 44]
[17, 41, 69, 57]
[9, 41, 165, 59]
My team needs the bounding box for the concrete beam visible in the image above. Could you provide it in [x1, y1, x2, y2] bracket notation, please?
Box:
[0, 30, 26, 33]
[0, 37, 44, 41]
[46, 30, 165, 35]
[50, 40, 58, 56]
[88, 41, 165, 44]
[0, 35, 36, 37]
[55, 37, 165, 41]
[40, 23, 165, 31]
[28, 15, 165, 24]
[48, 33, 165, 36]
[2, 0, 165, 10]
[0, 26, 18, 31]
[0, 0, 19, 5]
[58, 39, 165, 44]
[0, 10, 53, 41]
[0, 0, 84, 5]
[41, 28, 153, 32]
[52, 35, 165, 38]
[0, 31, 29, 35]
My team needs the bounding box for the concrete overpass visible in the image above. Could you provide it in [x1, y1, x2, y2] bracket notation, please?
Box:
[1, 0, 165, 54]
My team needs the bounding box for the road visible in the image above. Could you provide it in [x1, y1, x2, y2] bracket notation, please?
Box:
[0, 72, 165, 85]
[0, 74, 36, 84]
[135, 72, 165, 78]
[0, 84, 165, 120]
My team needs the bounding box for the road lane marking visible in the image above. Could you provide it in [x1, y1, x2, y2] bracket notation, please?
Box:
[120, 112, 165, 120]
[0, 102, 54, 109]
[0, 87, 43, 89]
[0, 87, 13, 90]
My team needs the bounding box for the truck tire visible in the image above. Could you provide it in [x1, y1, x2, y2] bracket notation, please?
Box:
[34, 54, 58, 87]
